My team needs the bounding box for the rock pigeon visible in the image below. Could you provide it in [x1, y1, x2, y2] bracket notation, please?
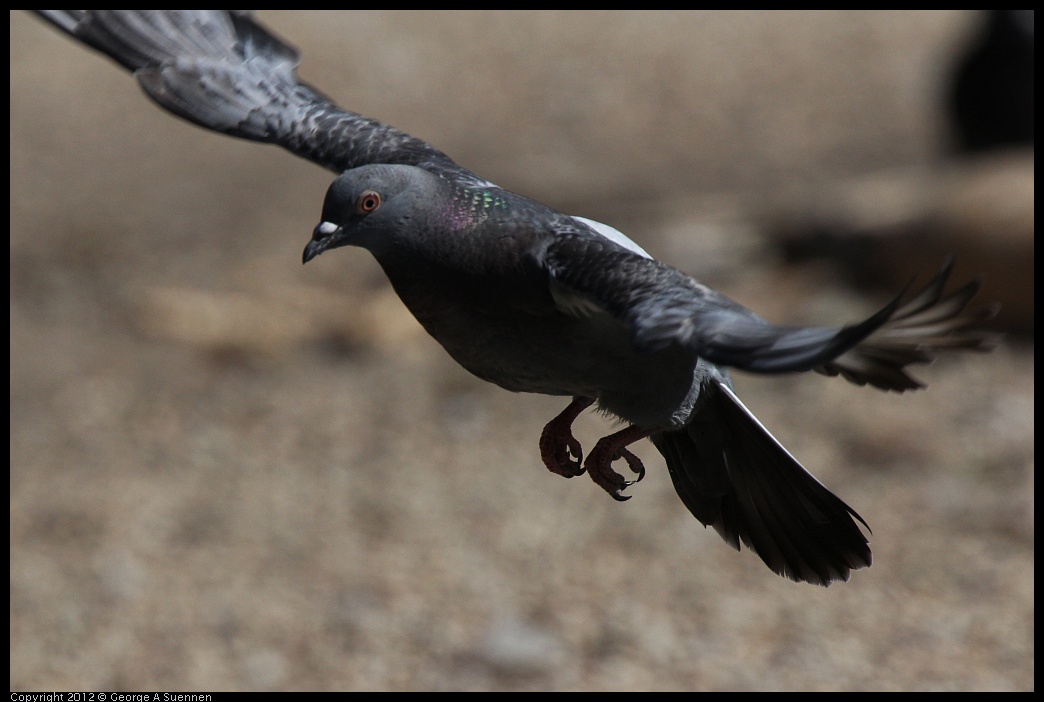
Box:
[31, 11, 997, 585]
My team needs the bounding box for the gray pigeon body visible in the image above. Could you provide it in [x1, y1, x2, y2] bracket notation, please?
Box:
[32, 11, 997, 586]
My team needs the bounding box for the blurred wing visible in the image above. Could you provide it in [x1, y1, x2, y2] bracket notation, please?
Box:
[815, 259, 999, 391]
[33, 10, 492, 186]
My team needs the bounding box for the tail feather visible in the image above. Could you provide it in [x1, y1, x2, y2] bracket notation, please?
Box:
[651, 380, 871, 586]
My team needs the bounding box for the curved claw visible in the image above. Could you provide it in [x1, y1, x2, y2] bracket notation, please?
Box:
[589, 452, 642, 500]
[543, 434, 584, 478]
[620, 448, 646, 483]
[539, 397, 594, 479]
[584, 426, 653, 501]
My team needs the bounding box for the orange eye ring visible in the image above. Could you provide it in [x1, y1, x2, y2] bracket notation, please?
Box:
[356, 190, 382, 214]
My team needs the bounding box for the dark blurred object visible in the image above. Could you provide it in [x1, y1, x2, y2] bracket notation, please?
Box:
[949, 10, 1034, 153]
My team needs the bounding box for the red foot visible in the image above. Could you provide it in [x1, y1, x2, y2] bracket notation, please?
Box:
[584, 425, 654, 501]
[539, 397, 594, 478]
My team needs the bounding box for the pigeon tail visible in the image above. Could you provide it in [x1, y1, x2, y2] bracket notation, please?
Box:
[651, 380, 871, 586]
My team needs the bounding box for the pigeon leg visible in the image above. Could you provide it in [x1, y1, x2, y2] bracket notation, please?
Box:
[585, 425, 655, 501]
[539, 396, 594, 478]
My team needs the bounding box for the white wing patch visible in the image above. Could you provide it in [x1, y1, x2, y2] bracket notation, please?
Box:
[572, 215, 653, 259]
[548, 216, 652, 318]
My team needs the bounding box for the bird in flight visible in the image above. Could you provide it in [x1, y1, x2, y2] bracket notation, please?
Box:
[31, 11, 996, 585]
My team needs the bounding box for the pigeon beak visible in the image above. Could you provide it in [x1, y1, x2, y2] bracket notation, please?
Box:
[303, 221, 342, 264]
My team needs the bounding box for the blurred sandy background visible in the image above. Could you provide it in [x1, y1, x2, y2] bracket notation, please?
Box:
[10, 11, 1033, 691]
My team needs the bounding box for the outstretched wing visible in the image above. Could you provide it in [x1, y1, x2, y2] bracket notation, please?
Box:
[32, 10, 491, 187]
[815, 259, 999, 390]
[545, 232, 996, 390]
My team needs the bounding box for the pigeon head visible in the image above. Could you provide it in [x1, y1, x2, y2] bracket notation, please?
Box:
[303, 163, 441, 263]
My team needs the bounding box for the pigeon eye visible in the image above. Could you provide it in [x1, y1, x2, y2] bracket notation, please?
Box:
[356, 190, 382, 214]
